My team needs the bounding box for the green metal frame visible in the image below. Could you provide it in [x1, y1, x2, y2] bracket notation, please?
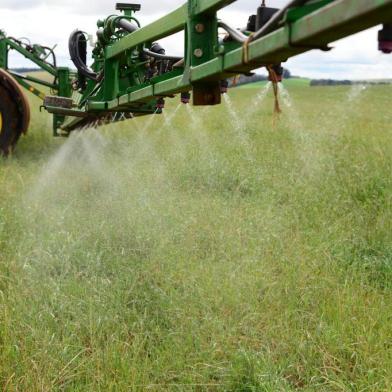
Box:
[0, 30, 76, 135]
[1, 0, 392, 136]
[57, 0, 392, 133]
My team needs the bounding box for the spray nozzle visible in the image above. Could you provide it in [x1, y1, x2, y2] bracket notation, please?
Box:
[378, 24, 392, 54]
[268, 64, 283, 82]
[156, 97, 165, 113]
[220, 79, 229, 94]
[181, 92, 191, 104]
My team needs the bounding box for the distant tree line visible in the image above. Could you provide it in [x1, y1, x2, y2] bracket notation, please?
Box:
[11, 67, 40, 73]
[310, 79, 392, 86]
[310, 79, 352, 86]
[230, 68, 293, 87]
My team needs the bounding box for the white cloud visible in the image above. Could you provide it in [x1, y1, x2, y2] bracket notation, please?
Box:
[1, 1, 391, 79]
[1, 0, 289, 14]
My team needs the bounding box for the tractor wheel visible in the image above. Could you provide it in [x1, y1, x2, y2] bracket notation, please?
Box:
[0, 69, 30, 156]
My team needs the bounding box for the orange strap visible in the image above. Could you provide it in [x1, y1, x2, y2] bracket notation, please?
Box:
[242, 33, 254, 64]
[267, 65, 281, 114]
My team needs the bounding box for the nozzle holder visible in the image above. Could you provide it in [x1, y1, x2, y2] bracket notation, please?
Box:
[247, 4, 279, 32]
[256, 5, 279, 31]
[181, 92, 191, 104]
[378, 24, 392, 54]
[156, 97, 165, 110]
[268, 64, 283, 83]
[220, 80, 229, 94]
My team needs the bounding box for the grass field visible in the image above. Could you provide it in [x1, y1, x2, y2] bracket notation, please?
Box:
[0, 82, 391, 391]
[238, 78, 311, 88]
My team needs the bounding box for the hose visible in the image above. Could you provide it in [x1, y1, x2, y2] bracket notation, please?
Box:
[40, 46, 57, 69]
[114, 18, 182, 63]
[69, 30, 100, 81]
[142, 49, 182, 62]
[218, 21, 248, 43]
[71, 17, 181, 82]
[219, 1, 312, 43]
[116, 18, 139, 34]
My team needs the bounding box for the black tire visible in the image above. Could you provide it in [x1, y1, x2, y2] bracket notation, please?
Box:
[0, 69, 30, 157]
[0, 85, 20, 156]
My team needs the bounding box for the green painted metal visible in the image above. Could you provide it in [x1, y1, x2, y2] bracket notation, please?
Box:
[10, 72, 57, 90]
[6, 40, 58, 76]
[64, 0, 392, 126]
[0, 32, 8, 69]
[0, 34, 60, 90]
[1, 0, 392, 137]
[192, 0, 236, 14]
[106, 5, 187, 59]
[285, 0, 336, 23]
[11, 74, 46, 100]
[58, 0, 392, 132]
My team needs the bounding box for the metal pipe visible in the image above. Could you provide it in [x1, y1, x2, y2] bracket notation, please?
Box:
[116, 19, 139, 33]
[143, 49, 182, 62]
[8, 71, 58, 90]
[69, 30, 99, 81]
[115, 18, 182, 62]
[218, 20, 248, 43]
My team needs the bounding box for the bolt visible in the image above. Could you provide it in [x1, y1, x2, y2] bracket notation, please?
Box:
[194, 48, 203, 58]
[195, 23, 205, 33]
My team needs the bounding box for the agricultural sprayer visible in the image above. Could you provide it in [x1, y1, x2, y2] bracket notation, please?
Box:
[0, 0, 392, 155]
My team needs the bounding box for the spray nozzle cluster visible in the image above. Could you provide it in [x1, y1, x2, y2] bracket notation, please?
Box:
[181, 92, 191, 104]
[378, 24, 392, 54]
[268, 64, 283, 82]
[156, 97, 165, 112]
[220, 80, 229, 94]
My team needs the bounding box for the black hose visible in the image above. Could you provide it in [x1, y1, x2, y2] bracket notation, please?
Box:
[116, 19, 139, 33]
[143, 49, 182, 62]
[41, 46, 57, 69]
[69, 30, 100, 81]
[115, 18, 182, 63]
[10, 37, 57, 70]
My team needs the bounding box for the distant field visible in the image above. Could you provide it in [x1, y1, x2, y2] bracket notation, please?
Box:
[239, 78, 311, 88]
[0, 83, 391, 390]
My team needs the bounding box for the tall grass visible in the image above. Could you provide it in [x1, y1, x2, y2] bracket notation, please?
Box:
[0, 84, 391, 391]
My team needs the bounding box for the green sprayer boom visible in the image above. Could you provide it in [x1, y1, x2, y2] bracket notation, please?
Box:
[1, 0, 392, 155]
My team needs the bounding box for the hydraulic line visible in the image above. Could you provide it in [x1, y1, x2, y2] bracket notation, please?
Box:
[218, 21, 248, 43]
[115, 17, 182, 62]
[142, 49, 182, 62]
[69, 30, 100, 81]
[219, 1, 313, 43]
[9, 37, 57, 69]
[40, 46, 57, 68]
[116, 18, 139, 34]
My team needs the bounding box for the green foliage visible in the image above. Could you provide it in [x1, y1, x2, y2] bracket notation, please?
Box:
[0, 85, 391, 390]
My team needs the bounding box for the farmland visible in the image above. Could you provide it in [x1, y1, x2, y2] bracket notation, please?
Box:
[0, 83, 391, 390]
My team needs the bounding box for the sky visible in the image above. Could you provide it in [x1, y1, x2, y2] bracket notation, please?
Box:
[1, 0, 391, 80]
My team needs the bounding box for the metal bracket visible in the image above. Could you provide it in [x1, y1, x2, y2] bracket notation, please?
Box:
[115, 3, 141, 12]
